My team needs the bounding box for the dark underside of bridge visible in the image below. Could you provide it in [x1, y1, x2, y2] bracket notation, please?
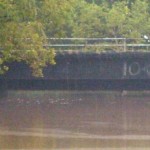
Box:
[1, 52, 150, 90]
[1, 79, 150, 90]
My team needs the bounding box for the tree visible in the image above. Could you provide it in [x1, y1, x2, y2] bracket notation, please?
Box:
[0, 0, 55, 77]
[105, 1, 129, 38]
[73, 0, 150, 38]
[39, 0, 75, 37]
[126, 0, 150, 38]
[72, 1, 107, 38]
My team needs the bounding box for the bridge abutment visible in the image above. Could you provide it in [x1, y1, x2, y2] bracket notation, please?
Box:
[0, 80, 8, 100]
[1, 52, 150, 90]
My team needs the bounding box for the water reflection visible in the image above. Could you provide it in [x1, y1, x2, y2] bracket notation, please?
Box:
[0, 91, 150, 149]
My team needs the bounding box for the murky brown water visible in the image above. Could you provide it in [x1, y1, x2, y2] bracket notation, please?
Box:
[0, 91, 150, 149]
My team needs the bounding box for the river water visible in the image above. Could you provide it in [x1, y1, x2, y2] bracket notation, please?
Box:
[0, 91, 150, 149]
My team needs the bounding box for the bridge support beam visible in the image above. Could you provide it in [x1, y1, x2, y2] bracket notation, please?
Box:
[0, 80, 8, 100]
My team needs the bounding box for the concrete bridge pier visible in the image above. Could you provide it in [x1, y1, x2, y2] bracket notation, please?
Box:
[0, 80, 8, 100]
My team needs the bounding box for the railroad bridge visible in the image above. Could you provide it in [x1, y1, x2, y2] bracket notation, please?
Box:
[1, 38, 150, 91]
[0, 52, 150, 90]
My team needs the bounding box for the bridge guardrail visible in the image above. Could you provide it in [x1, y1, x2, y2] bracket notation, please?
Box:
[1, 38, 150, 53]
[44, 38, 150, 52]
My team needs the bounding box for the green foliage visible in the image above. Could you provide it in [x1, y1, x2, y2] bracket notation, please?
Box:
[105, 1, 129, 37]
[0, 0, 55, 77]
[72, 2, 107, 37]
[39, 0, 75, 37]
[126, 0, 150, 38]
[72, 0, 150, 39]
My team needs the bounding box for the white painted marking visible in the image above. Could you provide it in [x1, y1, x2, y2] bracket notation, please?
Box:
[128, 62, 141, 76]
[123, 62, 127, 77]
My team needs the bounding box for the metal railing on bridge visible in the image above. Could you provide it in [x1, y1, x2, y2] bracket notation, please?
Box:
[44, 38, 150, 52]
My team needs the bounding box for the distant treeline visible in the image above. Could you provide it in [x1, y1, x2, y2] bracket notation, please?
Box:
[55, 0, 150, 39]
